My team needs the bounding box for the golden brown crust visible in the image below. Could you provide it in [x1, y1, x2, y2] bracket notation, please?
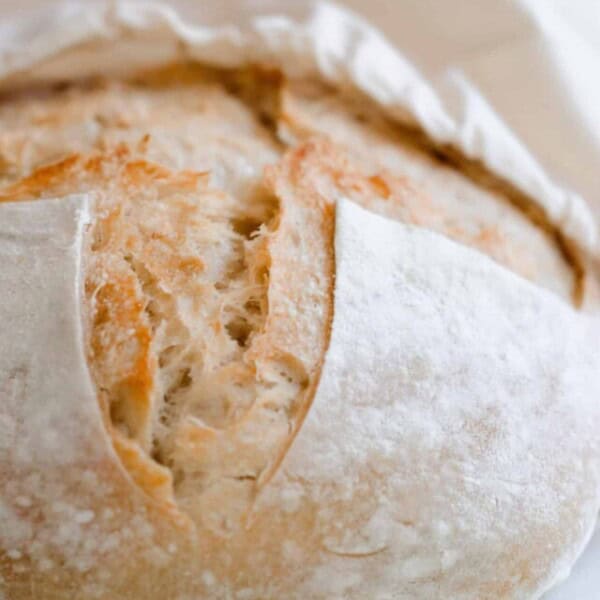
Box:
[0, 147, 209, 506]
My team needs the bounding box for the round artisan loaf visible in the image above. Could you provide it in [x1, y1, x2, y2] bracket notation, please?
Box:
[1, 63, 599, 600]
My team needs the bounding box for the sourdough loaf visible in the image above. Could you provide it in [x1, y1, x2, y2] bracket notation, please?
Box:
[1, 62, 599, 600]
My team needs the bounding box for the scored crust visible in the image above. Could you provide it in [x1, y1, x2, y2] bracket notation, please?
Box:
[0, 62, 595, 599]
[0, 144, 334, 600]
[0, 142, 334, 536]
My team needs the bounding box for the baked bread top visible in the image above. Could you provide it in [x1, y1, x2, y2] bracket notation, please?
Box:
[1, 63, 599, 600]
[0, 61, 583, 513]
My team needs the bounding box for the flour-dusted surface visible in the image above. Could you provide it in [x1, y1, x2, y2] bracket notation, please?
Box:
[257, 199, 600, 599]
[0, 198, 192, 598]
[0, 196, 121, 574]
[1, 187, 600, 600]
[0, 196, 96, 466]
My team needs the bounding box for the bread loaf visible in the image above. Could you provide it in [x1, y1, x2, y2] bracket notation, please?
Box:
[1, 62, 599, 600]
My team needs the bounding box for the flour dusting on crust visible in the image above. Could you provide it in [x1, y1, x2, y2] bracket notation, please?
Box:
[256, 199, 600, 599]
